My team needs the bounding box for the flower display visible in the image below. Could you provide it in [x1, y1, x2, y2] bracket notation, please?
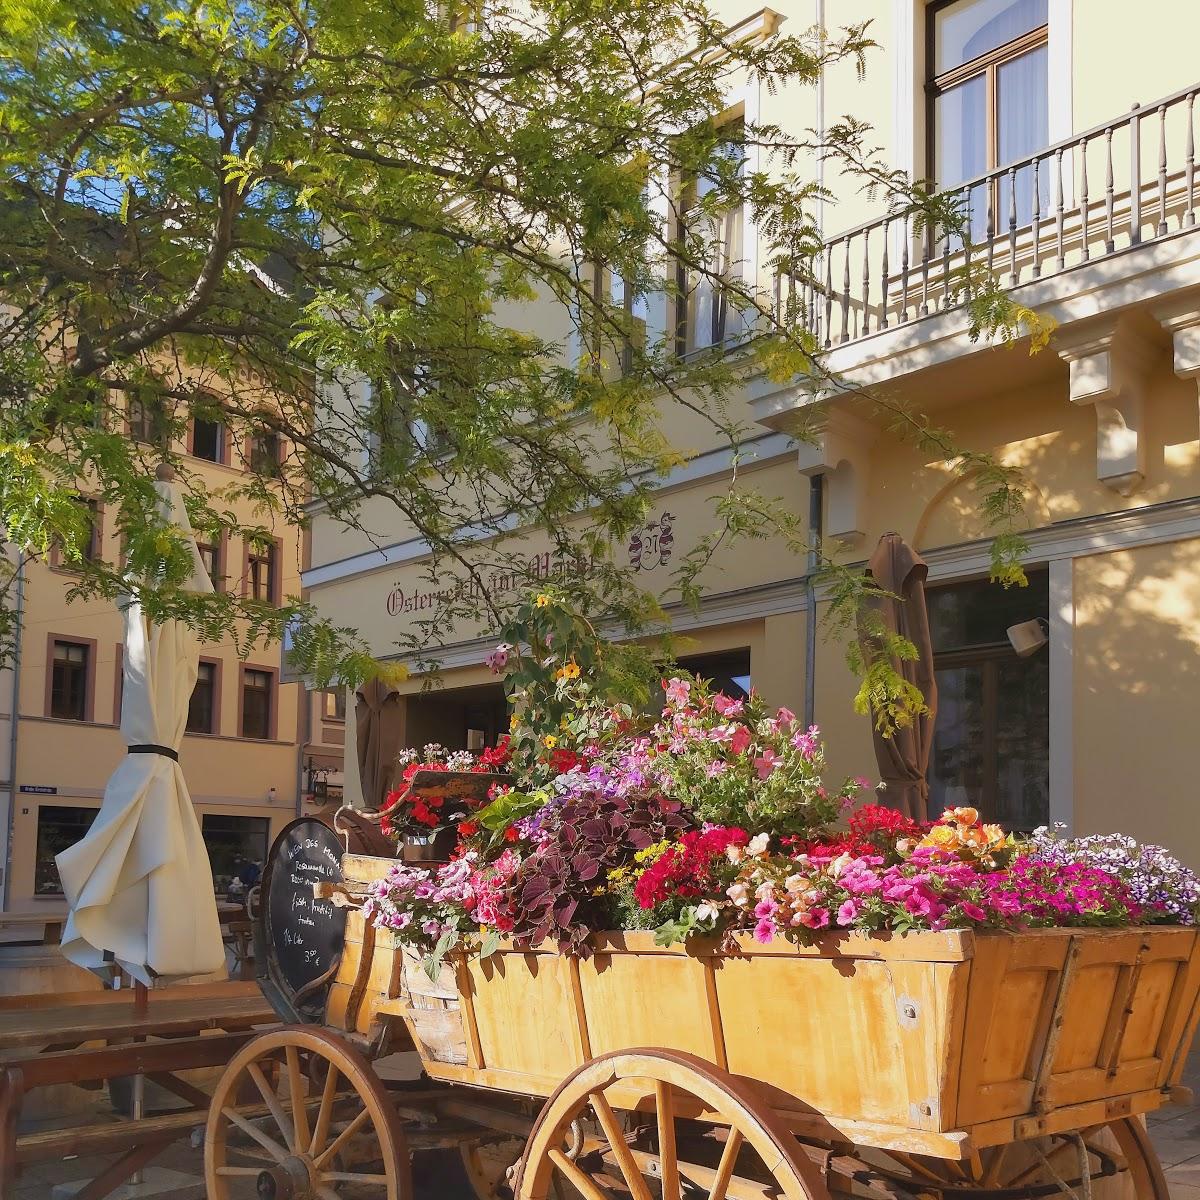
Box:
[1027, 830, 1200, 924]
[365, 613, 1198, 960]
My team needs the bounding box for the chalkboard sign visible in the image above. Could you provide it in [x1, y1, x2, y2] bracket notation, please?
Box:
[256, 817, 347, 1023]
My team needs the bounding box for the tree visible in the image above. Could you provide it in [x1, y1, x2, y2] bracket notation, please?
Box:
[0, 0, 1035, 717]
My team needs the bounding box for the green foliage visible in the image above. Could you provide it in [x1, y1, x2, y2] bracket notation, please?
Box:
[0, 0, 1040, 716]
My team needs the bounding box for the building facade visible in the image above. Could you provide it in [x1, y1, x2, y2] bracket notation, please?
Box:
[304, 0, 1200, 866]
[0, 403, 345, 915]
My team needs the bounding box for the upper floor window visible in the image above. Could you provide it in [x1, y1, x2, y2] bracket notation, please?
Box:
[581, 263, 648, 379]
[247, 538, 279, 605]
[50, 638, 91, 721]
[128, 389, 169, 446]
[241, 668, 274, 740]
[929, 0, 1048, 236]
[250, 430, 282, 476]
[677, 120, 746, 356]
[187, 660, 217, 734]
[192, 413, 225, 464]
[196, 534, 223, 591]
[323, 689, 347, 721]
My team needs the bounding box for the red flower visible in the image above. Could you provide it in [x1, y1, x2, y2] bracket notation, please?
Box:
[503, 826, 520, 843]
[634, 826, 748, 909]
[548, 748, 580, 775]
[458, 820, 479, 837]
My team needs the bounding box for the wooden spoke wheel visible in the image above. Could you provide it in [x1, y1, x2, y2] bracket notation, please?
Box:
[844, 1117, 1168, 1199]
[205, 1026, 411, 1200]
[516, 1048, 832, 1200]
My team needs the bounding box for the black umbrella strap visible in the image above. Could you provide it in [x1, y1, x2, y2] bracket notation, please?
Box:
[128, 744, 179, 762]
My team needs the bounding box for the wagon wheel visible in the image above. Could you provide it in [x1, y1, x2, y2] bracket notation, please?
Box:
[844, 1116, 1168, 1198]
[516, 1048, 832, 1200]
[205, 1026, 411, 1200]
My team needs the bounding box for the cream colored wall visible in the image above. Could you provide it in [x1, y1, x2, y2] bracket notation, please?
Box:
[1072, 539, 1200, 867]
[6, 412, 307, 911]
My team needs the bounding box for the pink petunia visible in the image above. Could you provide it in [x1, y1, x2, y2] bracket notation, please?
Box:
[663, 677, 691, 707]
[837, 898, 860, 925]
[776, 706, 797, 728]
[729, 726, 753, 755]
[753, 918, 776, 944]
[713, 694, 744, 717]
[754, 749, 781, 780]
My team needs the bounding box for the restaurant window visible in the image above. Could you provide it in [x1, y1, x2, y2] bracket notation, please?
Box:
[247, 538, 278, 605]
[678, 648, 751, 701]
[927, 570, 1049, 830]
[202, 814, 271, 896]
[241, 668, 273, 740]
[49, 638, 91, 721]
[188, 661, 217, 734]
[250, 430, 281, 476]
[928, 0, 1048, 238]
[128, 389, 169, 446]
[677, 119, 746, 356]
[192, 414, 225, 463]
[324, 689, 347, 721]
[35, 805, 98, 894]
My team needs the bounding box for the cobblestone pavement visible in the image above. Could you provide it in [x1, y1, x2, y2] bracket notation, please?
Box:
[11, 1053, 1200, 1198]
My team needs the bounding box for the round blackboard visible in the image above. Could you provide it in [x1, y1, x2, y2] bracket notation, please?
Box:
[255, 817, 347, 1024]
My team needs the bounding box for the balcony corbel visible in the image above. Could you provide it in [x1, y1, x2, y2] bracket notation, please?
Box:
[1056, 323, 1156, 496]
[795, 410, 878, 544]
[1153, 299, 1200, 438]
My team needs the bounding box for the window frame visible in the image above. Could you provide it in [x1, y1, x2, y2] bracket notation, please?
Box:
[238, 663, 277, 741]
[50, 497, 102, 571]
[244, 536, 281, 606]
[189, 409, 226, 465]
[925, 0, 1049, 206]
[323, 688, 347, 722]
[195, 529, 227, 592]
[45, 633, 97, 723]
[127, 389, 170, 447]
[674, 116, 748, 359]
[187, 656, 223, 735]
[248, 429, 282, 477]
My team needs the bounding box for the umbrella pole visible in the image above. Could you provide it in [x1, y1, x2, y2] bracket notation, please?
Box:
[131, 980, 147, 1184]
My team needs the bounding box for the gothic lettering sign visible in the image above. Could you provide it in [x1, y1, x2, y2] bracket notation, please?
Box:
[628, 512, 675, 574]
[384, 549, 599, 616]
[258, 817, 346, 1018]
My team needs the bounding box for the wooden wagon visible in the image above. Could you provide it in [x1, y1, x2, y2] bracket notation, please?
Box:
[204, 818, 1200, 1199]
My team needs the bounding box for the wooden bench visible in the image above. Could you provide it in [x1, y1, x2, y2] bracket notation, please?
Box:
[0, 982, 276, 1199]
[0, 912, 66, 944]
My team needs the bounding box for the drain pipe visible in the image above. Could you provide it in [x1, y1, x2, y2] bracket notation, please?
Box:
[2, 551, 24, 912]
[804, 474, 824, 728]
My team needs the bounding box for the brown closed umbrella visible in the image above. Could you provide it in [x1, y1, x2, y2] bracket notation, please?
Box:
[355, 677, 404, 811]
[858, 532, 938, 821]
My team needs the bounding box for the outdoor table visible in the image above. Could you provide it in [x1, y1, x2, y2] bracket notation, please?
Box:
[0, 980, 276, 1198]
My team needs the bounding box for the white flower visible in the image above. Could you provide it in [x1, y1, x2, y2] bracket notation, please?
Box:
[695, 902, 720, 924]
[726, 882, 748, 905]
[748, 832, 771, 857]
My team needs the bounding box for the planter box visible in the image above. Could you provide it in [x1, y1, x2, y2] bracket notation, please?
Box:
[333, 853, 1200, 1157]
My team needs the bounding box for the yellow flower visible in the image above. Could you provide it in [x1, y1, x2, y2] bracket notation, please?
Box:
[554, 658, 581, 681]
[509, 713, 519, 731]
[542, 734, 558, 749]
[535, 593, 551, 608]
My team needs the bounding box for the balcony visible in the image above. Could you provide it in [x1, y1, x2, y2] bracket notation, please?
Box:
[775, 80, 1200, 352]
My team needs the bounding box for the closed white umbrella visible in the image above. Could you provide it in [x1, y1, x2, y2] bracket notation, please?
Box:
[56, 465, 225, 985]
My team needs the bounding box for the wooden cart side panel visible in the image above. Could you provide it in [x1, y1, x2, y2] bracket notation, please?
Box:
[1043, 928, 1200, 1109]
[954, 932, 1072, 1126]
[465, 950, 586, 1081]
[713, 954, 954, 1130]
[1155, 929, 1200, 1085]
